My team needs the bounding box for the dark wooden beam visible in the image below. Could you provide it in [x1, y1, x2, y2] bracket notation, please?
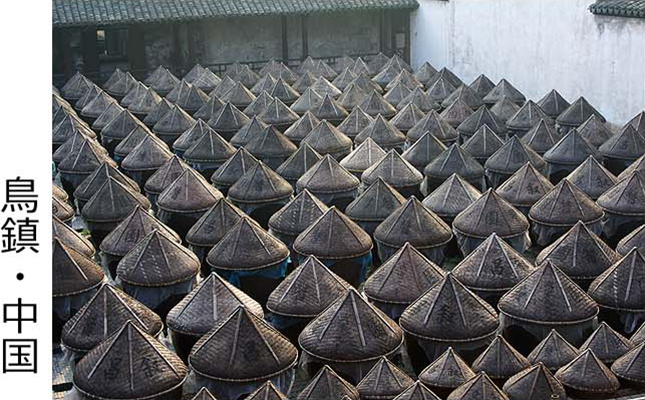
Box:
[404, 12, 411, 63]
[301, 15, 308, 60]
[81, 27, 99, 74]
[127, 25, 146, 79]
[281, 16, 288, 63]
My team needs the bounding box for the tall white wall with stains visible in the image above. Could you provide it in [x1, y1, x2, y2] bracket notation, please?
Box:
[410, 0, 645, 124]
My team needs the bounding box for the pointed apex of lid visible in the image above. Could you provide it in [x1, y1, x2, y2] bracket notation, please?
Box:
[402, 131, 448, 171]
[600, 124, 645, 161]
[346, 178, 406, 222]
[611, 341, 645, 384]
[483, 78, 525, 105]
[543, 129, 599, 165]
[442, 85, 484, 110]
[588, 247, 645, 312]
[81, 177, 151, 222]
[341, 137, 387, 174]
[556, 96, 606, 126]
[597, 170, 645, 215]
[267, 255, 351, 318]
[521, 119, 560, 154]
[208, 102, 251, 132]
[259, 97, 300, 125]
[502, 364, 566, 400]
[100, 205, 180, 256]
[298, 288, 403, 361]
[422, 173, 482, 219]
[73, 321, 187, 400]
[191, 388, 217, 400]
[471, 335, 530, 380]
[627, 110, 645, 136]
[296, 365, 360, 400]
[246, 381, 288, 400]
[490, 97, 521, 124]
[529, 179, 604, 226]
[384, 81, 412, 107]
[276, 142, 322, 182]
[424, 143, 485, 181]
[446, 372, 507, 400]
[462, 125, 505, 163]
[62, 284, 163, 352]
[484, 135, 546, 174]
[337, 82, 369, 110]
[458, 105, 507, 137]
[426, 67, 463, 89]
[122, 135, 173, 171]
[358, 91, 397, 118]
[426, 76, 456, 104]
[555, 349, 620, 393]
[576, 115, 613, 148]
[362, 149, 424, 189]
[419, 348, 476, 390]
[176, 84, 210, 111]
[528, 329, 579, 371]
[166, 272, 263, 336]
[301, 120, 352, 157]
[617, 224, 645, 256]
[58, 137, 114, 174]
[565, 156, 617, 200]
[468, 74, 496, 99]
[357, 357, 415, 399]
[390, 103, 427, 132]
[294, 206, 373, 259]
[269, 77, 300, 103]
[190, 307, 297, 381]
[355, 114, 406, 149]
[453, 189, 529, 239]
[268, 189, 329, 236]
[227, 159, 293, 204]
[439, 98, 475, 128]
[157, 168, 222, 212]
[144, 155, 189, 194]
[173, 119, 214, 153]
[393, 382, 441, 400]
[579, 322, 633, 363]
[364, 242, 447, 305]
[284, 111, 321, 143]
[220, 81, 256, 107]
[117, 230, 199, 285]
[290, 87, 322, 114]
[496, 162, 554, 207]
[143, 98, 174, 127]
[206, 217, 289, 271]
[310, 77, 342, 98]
[152, 104, 195, 135]
[506, 100, 553, 132]
[244, 90, 275, 117]
[408, 110, 459, 143]
[535, 220, 619, 280]
[211, 75, 236, 98]
[296, 154, 360, 195]
[244, 125, 297, 161]
[53, 239, 105, 297]
[375, 197, 453, 250]
[499, 261, 599, 323]
[74, 162, 139, 202]
[400, 274, 499, 341]
[537, 89, 571, 118]
[230, 116, 269, 147]
[398, 86, 439, 112]
[414, 61, 438, 85]
[186, 198, 246, 247]
[453, 233, 535, 292]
